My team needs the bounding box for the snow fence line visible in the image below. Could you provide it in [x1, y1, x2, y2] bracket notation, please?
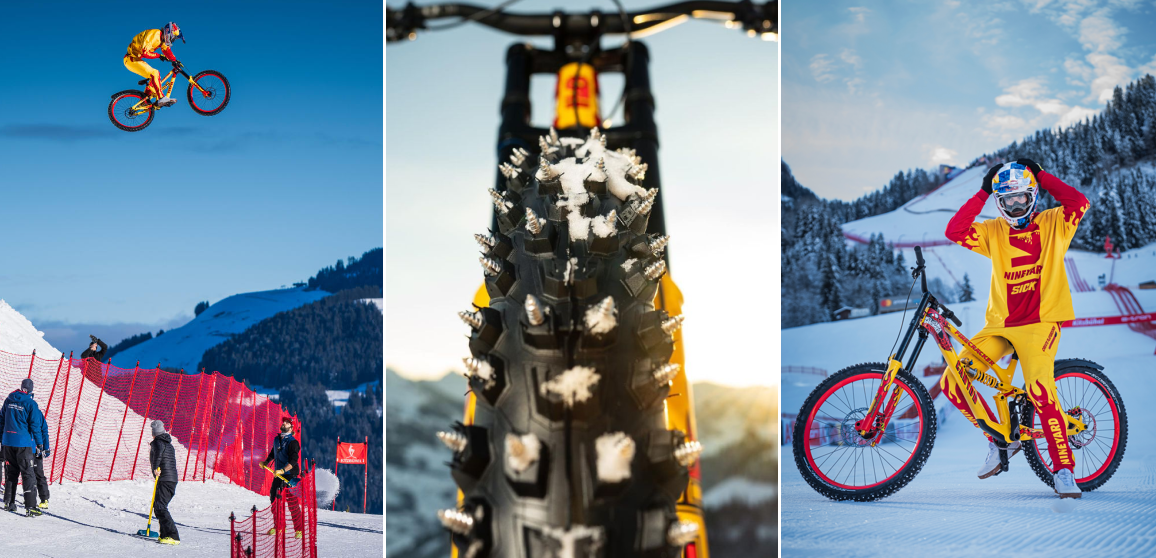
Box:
[231, 462, 319, 558]
[0, 350, 303, 495]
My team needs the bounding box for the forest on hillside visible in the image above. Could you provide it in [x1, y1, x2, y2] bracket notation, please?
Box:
[782, 75, 1156, 328]
[197, 286, 383, 390]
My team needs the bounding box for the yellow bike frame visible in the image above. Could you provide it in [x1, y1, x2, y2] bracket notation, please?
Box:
[128, 65, 213, 115]
[865, 305, 1087, 446]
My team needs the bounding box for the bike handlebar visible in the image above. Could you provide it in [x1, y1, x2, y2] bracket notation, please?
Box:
[387, 1, 776, 42]
[912, 246, 962, 327]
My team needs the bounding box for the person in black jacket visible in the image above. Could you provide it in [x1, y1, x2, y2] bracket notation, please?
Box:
[149, 420, 180, 545]
[81, 335, 107, 361]
[262, 417, 303, 538]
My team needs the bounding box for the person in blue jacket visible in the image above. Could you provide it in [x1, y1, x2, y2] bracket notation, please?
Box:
[1, 379, 48, 516]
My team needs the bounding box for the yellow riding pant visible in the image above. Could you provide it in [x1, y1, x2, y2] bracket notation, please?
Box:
[123, 55, 161, 97]
[940, 321, 1075, 472]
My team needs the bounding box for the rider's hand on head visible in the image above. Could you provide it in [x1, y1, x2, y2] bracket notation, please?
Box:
[1015, 158, 1044, 177]
[981, 165, 1000, 195]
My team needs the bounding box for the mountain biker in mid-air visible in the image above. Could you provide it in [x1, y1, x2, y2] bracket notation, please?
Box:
[944, 157, 1090, 498]
[124, 22, 184, 107]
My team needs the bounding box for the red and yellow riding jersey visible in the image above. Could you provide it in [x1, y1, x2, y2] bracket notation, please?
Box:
[945, 171, 1090, 328]
[126, 29, 173, 61]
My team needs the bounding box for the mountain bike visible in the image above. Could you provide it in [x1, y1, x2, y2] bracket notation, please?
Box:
[107, 59, 230, 132]
[792, 246, 1127, 501]
[387, 2, 775, 556]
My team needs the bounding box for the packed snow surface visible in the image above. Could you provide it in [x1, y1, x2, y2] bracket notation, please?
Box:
[505, 432, 542, 474]
[111, 287, 329, 371]
[0, 479, 381, 557]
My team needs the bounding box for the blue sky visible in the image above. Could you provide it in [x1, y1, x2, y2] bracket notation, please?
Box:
[783, 0, 1156, 200]
[386, 0, 777, 386]
[0, 1, 382, 351]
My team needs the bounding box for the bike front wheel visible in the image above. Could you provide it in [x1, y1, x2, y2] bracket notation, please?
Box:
[108, 90, 154, 132]
[1023, 362, 1127, 492]
[793, 362, 937, 501]
[187, 70, 231, 116]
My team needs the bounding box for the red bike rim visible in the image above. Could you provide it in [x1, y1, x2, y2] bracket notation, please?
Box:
[1032, 371, 1120, 483]
[190, 72, 226, 113]
[112, 93, 150, 129]
[804, 372, 925, 490]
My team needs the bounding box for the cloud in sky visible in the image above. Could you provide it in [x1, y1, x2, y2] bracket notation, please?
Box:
[928, 146, 958, 166]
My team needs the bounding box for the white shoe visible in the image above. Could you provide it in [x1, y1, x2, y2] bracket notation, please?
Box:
[1054, 468, 1082, 499]
[154, 96, 177, 107]
[977, 440, 1021, 479]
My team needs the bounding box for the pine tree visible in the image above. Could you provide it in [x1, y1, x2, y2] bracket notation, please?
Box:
[959, 273, 975, 303]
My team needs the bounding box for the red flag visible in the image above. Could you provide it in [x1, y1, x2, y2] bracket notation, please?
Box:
[336, 442, 367, 465]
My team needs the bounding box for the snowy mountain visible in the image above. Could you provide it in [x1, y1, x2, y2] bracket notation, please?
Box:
[109, 287, 329, 371]
[384, 369, 778, 558]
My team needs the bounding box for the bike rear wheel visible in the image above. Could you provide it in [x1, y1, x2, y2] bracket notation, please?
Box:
[108, 90, 154, 132]
[793, 363, 936, 501]
[1023, 363, 1127, 492]
[187, 70, 231, 116]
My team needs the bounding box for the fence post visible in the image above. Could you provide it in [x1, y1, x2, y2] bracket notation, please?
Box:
[229, 512, 236, 558]
[44, 354, 65, 418]
[247, 389, 257, 491]
[108, 361, 141, 481]
[250, 505, 257, 554]
[364, 434, 368, 514]
[26, 349, 36, 378]
[60, 355, 90, 484]
[183, 370, 207, 482]
[212, 378, 238, 481]
[197, 374, 218, 482]
[130, 366, 161, 479]
[79, 358, 112, 483]
[50, 352, 72, 483]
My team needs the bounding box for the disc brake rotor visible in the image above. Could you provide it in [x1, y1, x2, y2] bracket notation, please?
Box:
[840, 408, 875, 446]
[1067, 407, 1097, 449]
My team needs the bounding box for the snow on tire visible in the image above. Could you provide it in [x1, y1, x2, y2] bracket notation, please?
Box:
[436, 129, 700, 557]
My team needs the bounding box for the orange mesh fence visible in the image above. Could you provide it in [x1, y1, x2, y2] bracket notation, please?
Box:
[0, 349, 304, 495]
[231, 462, 319, 558]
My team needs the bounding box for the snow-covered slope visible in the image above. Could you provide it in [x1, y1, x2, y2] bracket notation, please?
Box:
[111, 287, 329, 371]
[0, 479, 382, 557]
[0, 299, 64, 358]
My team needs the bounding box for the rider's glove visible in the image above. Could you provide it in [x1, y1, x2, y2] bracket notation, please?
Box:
[1015, 157, 1044, 178]
[981, 165, 1000, 195]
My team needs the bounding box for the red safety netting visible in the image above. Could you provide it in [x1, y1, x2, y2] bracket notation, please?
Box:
[231, 462, 319, 558]
[0, 350, 303, 497]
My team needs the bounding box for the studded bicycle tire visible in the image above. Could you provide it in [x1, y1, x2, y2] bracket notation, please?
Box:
[436, 129, 700, 558]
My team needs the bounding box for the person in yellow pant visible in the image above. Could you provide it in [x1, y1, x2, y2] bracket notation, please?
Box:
[944, 157, 1089, 499]
[123, 22, 184, 107]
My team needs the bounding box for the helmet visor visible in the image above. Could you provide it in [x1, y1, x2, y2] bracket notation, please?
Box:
[999, 192, 1032, 218]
